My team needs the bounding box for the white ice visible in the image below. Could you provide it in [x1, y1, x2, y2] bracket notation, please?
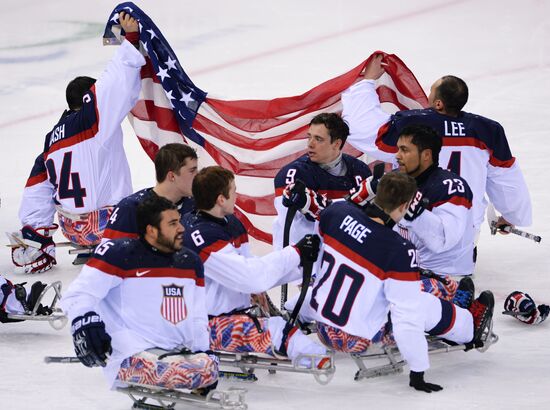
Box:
[1, 0, 549, 409]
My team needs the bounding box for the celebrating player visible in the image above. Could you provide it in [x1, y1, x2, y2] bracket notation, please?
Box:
[182, 166, 331, 368]
[342, 54, 532, 239]
[60, 195, 218, 392]
[10, 12, 145, 273]
[307, 172, 494, 392]
[273, 113, 372, 249]
[102, 143, 198, 240]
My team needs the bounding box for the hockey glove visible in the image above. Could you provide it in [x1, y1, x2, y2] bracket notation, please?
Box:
[283, 184, 331, 222]
[504, 291, 550, 325]
[409, 371, 443, 393]
[9, 224, 58, 274]
[294, 234, 321, 266]
[348, 176, 379, 207]
[404, 191, 426, 222]
[348, 163, 385, 207]
[71, 311, 112, 367]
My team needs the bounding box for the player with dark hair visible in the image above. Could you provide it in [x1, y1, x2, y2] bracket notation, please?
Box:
[9, 12, 145, 273]
[102, 143, 198, 240]
[60, 194, 218, 392]
[272, 113, 372, 298]
[343, 55, 531, 240]
[303, 172, 494, 392]
[181, 166, 331, 368]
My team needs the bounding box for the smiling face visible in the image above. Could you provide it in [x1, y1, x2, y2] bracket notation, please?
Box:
[306, 123, 342, 165]
[151, 209, 184, 252]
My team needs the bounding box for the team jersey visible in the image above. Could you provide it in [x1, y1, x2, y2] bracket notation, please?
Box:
[60, 238, 208, 388]
[272, 153, 372, 249]
[342, 79, 532, 231]
[397, 166, 475, 276]
[310, 201, 429, 372]
[181, 211, 301, 316]
[19, 40, 145, 228]
[102, 188, 195, 240]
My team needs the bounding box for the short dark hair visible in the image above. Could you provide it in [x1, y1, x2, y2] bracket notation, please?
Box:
[192, 166, 234, 211]
[375, 172, 417, 213]
[399, 124, 442, 165]
[309, 113, 349, 147]
[66, 76, 96, 111]
[136, 194, 177, 237]
[154, 143, 198, 182]
[435, 75, 468, 116]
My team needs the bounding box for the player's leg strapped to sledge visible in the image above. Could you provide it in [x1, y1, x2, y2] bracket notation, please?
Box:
[0, 277, 67, 328]
[209, 312, 334, 384]
[318, 291, 495, 381]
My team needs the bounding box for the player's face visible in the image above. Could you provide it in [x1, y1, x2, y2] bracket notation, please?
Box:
[174, 158, 198, 197]
[155, 209, 185, 252]
[396, 136, 423, 177]
[220, 179, 237, 216]
[306, 123, 341, 165]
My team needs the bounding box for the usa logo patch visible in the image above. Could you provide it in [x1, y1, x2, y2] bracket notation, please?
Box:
[160, 284, 187, 325]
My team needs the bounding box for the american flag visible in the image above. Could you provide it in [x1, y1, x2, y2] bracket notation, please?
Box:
[104, 2, 428, 244]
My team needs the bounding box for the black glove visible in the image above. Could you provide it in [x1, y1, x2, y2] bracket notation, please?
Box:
[409, 371, 443, 393]
[71, 311, 112, 367]
[294, 234, 321, 266]
[404, 191, 426, 222]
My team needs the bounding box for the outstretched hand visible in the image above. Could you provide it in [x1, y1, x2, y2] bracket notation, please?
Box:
[119, 11, 139, 33]
[363, 54, 387, 81]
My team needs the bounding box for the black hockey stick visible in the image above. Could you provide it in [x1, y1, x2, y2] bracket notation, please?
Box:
[280, 179, 306, 309]
[490, 221, 542, 243]
[286, 236, 315, 328]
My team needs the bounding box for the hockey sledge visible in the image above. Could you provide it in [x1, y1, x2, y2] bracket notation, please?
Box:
[117, 384, 248, 410]
[216, 351, 335, 385]
[7, 281, 68, 330]
[351, 324, 498, 381]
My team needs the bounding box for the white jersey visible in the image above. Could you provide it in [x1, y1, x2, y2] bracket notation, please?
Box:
[19, 40, 145, 227]
[311, 201, 430, 371]
[342, 79, 532, 231]
[397, 166, 476, 276]
[181, 212, 301, 316]
[60, 239, 210, 388]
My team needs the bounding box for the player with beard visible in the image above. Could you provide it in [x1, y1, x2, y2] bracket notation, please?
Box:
[60, 195, 218, 392]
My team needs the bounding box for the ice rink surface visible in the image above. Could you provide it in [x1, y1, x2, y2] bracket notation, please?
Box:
[1, 0, 549, 408]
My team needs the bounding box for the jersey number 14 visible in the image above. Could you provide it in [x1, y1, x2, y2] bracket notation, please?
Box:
[45, 151, 87, 208]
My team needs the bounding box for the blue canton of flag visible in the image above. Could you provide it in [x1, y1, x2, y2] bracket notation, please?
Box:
[103, 2, 207, 146]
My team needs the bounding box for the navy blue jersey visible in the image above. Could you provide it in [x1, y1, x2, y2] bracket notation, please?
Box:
[318, 201, 419, 279]
[88, 238, 203, 282]
[377, 109, 514, 167]
[414, 166, 473, 211]
[274, 154, 372, 199]
[181, 211, 248, 259]
[103, 188, 195, 240]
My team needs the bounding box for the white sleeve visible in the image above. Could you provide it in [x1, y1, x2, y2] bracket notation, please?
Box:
[342, 80, 395, 163]
[59, 265, 122, 321]
[272, 195, 317, 250]
[384, 278, 429, 372]
[190, 283, 210, 352]
[204, 244, 301, 293]
[18, 179, 56, 228]
[403, 202, 469, 253]
[94, 40, 146, 146]
[486, 160, 532, 226]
